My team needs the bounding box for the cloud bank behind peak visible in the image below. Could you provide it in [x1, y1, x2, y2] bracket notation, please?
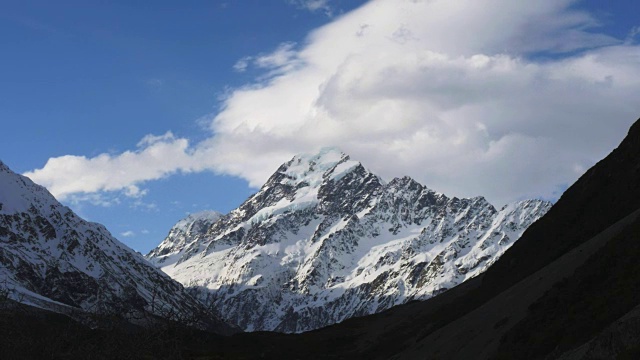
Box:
[26, 0, 640, 207]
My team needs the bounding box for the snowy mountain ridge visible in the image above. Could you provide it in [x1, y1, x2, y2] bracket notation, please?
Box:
[0, 160, 235, 334]
[147, 148, 551, 333]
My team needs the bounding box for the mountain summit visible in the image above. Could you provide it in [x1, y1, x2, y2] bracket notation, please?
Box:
[147, 147, 551, 332]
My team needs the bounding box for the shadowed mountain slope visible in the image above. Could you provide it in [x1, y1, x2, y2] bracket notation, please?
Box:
[495, 209, 640, 359]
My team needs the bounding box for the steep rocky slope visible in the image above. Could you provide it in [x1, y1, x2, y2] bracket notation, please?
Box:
[148, 148, 550, 332]
[0, 161, 236, 334]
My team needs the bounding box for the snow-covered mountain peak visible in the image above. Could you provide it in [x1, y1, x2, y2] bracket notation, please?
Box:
[227, 148, 383, 223]
[147, 149, 552, 333]
[0, 161, 60, 216]
[286, 146, 349, 175]
[271, 147, 373, 190]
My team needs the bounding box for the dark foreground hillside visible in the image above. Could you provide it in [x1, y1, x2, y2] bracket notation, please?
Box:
[4, 117, 640, 359]
[0, 300, 229, 360]
[495, 212, 640, 359]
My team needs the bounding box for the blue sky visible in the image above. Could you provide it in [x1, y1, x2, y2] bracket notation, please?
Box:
[2, 0, 639, 253]
[1, 0, 366, 252]
[1, 0, 347, 170]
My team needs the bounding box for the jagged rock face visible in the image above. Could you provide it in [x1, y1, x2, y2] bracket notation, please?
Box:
[0, 161, 236, 334]
[149, 210, 222, 261]
[147, 148, 551, 333]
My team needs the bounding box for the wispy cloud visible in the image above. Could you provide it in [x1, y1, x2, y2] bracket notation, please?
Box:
[288, 0, 334, 16]
[66, 192, 121, 208]
[233, 56, 252, 72]
[120, 230, 135, 238]
[254, 42, 299, 69]
[231, 42, 301, 75]
[626, 25, 640, 44]
[25, 0, 640, 207]
[132, 199, 158, 211]
[146, 78, 164, 89]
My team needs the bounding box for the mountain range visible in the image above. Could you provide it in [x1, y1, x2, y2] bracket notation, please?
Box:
[147, 147, 550, 332]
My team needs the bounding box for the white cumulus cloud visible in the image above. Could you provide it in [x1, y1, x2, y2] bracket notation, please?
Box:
[25, 0, 640, 207]
[25, 132, 209, 201]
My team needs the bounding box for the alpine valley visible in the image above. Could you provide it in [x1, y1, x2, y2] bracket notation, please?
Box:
[147, 148, 551, 332]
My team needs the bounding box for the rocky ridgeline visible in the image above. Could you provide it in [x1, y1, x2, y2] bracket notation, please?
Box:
[147, 148, 551, 333]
